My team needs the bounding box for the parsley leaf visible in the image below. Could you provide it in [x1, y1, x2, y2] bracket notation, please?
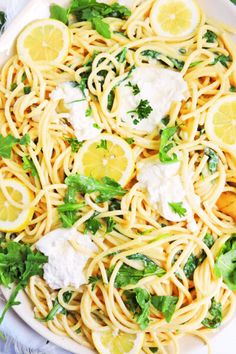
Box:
[0, 11, 6, 31]
[64, 137, 83, 153]
[204, 148, 219, 173]
[38, 291, 72, 321]
[128, 99, 153, 125]
[214, 235, 236, 290]
[169, 202, 187, 217]
[116, 48, 128, 63]
[151, 295, 178, 323]
[50, 4, 69, 25]
[65, 174, 127, 203]
[125, 137, 135, 145]
[159, 126, 178, 164]
[202, 298, 222, 329]
[96, 139, 108, 150]
[91, 17, 111, 39]
[0, 134, 30, 159]
[0, 242, 47, 323]
[141, 50, 185, 70]
[23, 86, 31, 95]
[230, 85, 236, 92]
[114, 253, 166, 288]
[10, 83, 17, 91]
[203, 30, 217, 43]
[124, 288, 151, 329]
[88, 275, 101, 290]
[125, 81, 140, 96]
[22, 156, 38, 177]
[106, 217, 116, 233]
[107, 90, 115, 111]
[212, 54, 232, 68]
[85, 212, 102, 235]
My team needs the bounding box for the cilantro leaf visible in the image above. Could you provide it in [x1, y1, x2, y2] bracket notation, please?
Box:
[128, 99, 153, 125]
[202, 298, 222, 329]
[0, 242, 47, 323]
[65, 174, 127, 203]
[0, 134, 30, 159]
[124, 288, 151, 330]
[203, 30, 217, 43]
[114, 253, 166, 288]
[151, 295, 178, 323]
[204, 148, 219, 173]
[214, 236, 236, 290]
[50, 4, 69, 25]
[169, 202, 187, 217]
[159, 126, 178, 164]
[22, 156, 38, 177]
[85, 212, 102, 235]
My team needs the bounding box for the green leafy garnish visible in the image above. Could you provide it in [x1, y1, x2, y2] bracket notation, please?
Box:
[189, 61, 203, 68]
[124, 287, 151, 329]
[141, 50, 184, 71]
[203, 30, 217, 43]
[65, 174, 127, 203]
[88, 275, 101, 290]
[21, 72, 27, 82]
[125, 137, 135, 145]
[230, 0, 236, 4]
[106, 217, 116, 233]
[161, 116, 170, 126]
[149, 348, 158, 353]
[159, 126, 178, 163]
[114, 253, 166, 288]
[38, 291, 72, 322]
[151, 295, 178, 323]
[202, 298, 222, 329]
[212, 54, 232, 68]
[64, 137, 83, 153]
[23, 86, 31, 95]
[96, 139, 108, 150]
[116, 48, 128, 63]
[169, 202, 187, 217]
[214, 236, 236, 290]
[0, 242, 47, 323]
[128, 99, 153, 125]
[50, 4, 69, 25]
[179, 48, 186, 54]
[0, 134, 30, 159]
[230, 85, 236, 92]
[125, 81, 140, 96]
[204, 148, 219, 173]
[86, 106, 92, 116]
[22, 156, 38, 177]
[0, 11, 6, 31]
[107, 90, 115, 111]
[184, 234, 215, 279]
[10, 83, 17, 91]
[85, 212, 102, 235]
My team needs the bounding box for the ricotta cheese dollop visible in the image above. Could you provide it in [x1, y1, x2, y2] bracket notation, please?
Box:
[118, 67, 187, 133]
[137, 158, 198, 231]
[50, 82, 101, 141]
[36, 228, 98, 290]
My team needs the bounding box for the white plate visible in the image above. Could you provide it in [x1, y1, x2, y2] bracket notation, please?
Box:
[1, 1, 236, 353]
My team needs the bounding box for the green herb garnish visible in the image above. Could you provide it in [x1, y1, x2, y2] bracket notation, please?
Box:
[159, 126, 178, 163]
[124, 287, 151, 329]
[168, 202, 187, 217]
[0, 134, 30, 159]
[125, 81, 140, 96]
[128, 99, 153, 125]
[22, 156, 38, 177]
[202, 298, 222, 329]
[203, 30, 217, 43]
[151, 295, 178, 323]
[204, 147, 219, 173]
[96, 139, 108, 150]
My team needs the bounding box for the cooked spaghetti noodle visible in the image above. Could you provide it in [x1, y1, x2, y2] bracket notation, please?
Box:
[0, 1, 236, 353]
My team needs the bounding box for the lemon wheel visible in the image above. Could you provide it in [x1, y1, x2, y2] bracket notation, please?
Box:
[17, 19, 70, 65]
[76, 134, 134, 187]
[150, 0, 201, 38]
[205, 95, 236, 153]
[92, 327, 144, 354]
[0, 179, 34, 233]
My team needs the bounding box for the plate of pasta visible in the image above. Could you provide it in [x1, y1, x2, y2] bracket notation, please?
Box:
[0, 0, 236, 353]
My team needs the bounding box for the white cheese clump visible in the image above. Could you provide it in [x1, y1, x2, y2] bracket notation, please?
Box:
[137, 158, 198, 231]
[36, 228, 98, 290]
[50, 82, 101, 141]
[118, 67, 187, 133]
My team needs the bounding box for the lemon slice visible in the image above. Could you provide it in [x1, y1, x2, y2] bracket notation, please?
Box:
[205, 95, 236, 152]
[76, 134, 134, 187]
[0, 179, 34, 232]
[150, 0, 201, 38]
[92, 327, 144, 354]
[17, 19, 70, 65]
